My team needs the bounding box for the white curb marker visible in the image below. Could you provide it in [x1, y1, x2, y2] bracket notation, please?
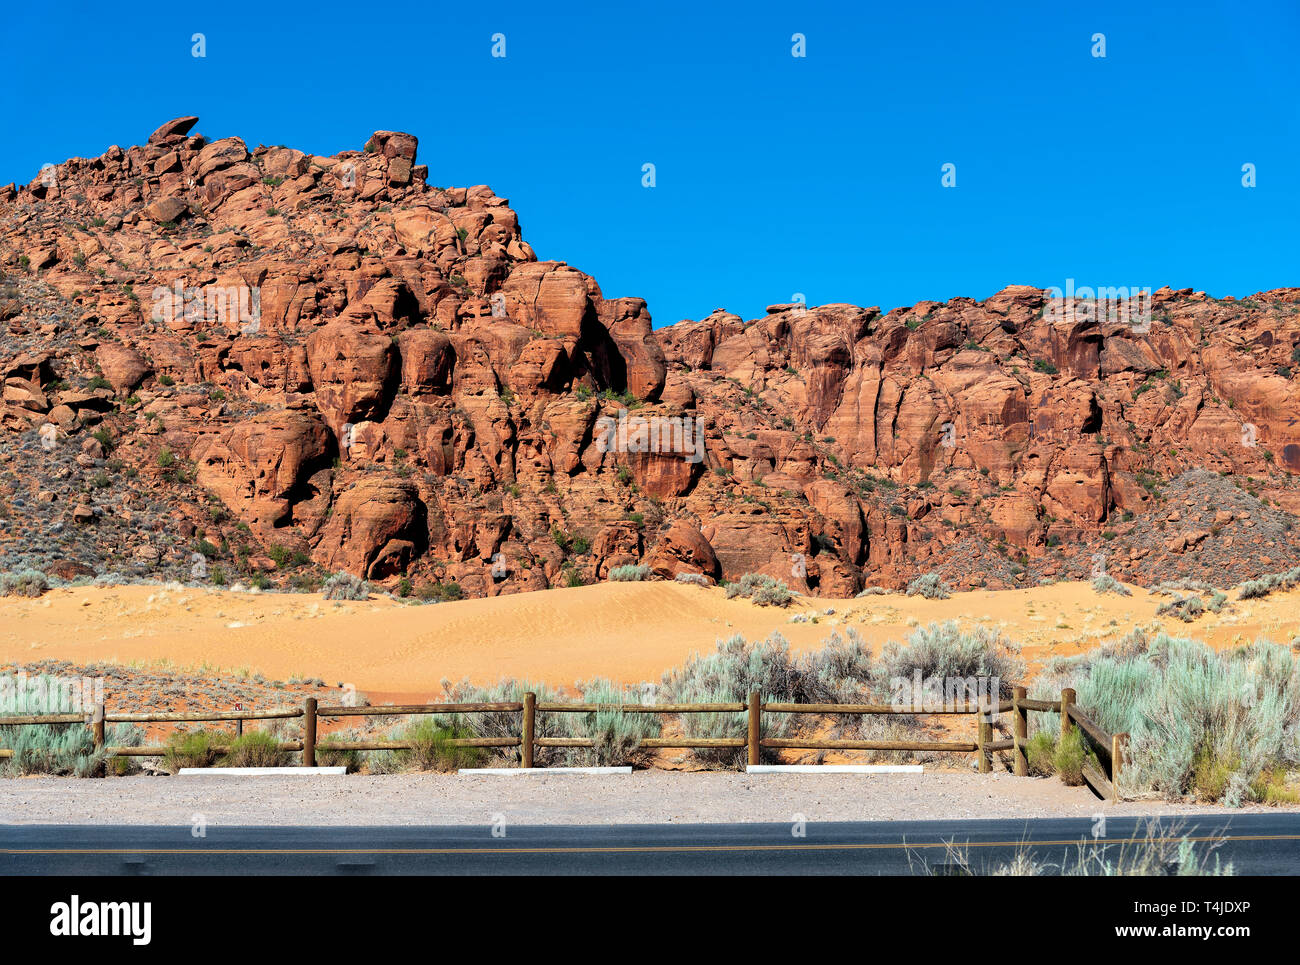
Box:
[177, 767, 347, 776]
[746, 765, 923, 774]
[458, 766, 633, 776]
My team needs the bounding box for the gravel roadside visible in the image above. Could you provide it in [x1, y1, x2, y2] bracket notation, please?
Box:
[0, 771, 1284, 827]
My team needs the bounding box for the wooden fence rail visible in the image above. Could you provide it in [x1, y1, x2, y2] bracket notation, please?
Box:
[0, 688, 1129, 798]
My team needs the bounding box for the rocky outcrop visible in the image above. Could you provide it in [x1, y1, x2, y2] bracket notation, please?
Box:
[646, 520, 719, 580]
[1, 117, 1298, 595]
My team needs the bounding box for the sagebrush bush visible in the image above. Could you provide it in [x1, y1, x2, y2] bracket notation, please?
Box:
[660, 629, 881, 766]
[1232, 567, 1300, 598]
[0, 569, 49, 598]
[724, 573, 793, 607]
[609, 564, 651, 582]
[674, 572, 709, 586]
[1091, 575, 1130, 596]
[874, 621, 1024, 700]
[1153, 579, 1217, 597]
[322, 571, 370, 601]
[1156, 595, 1205, 622]
[905, 572, 951, 599]
[437, 678, 657, 767]
[565, 678, 662, 765]
[1033, 630, 1300, 805]
[0, 720, 142, 777]
[1237, 566, 1300, 600]
[439, 678, 561, 765]
[856, 586, 893, 597]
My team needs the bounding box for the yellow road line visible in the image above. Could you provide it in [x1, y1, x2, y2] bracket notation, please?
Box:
[5, 833, 1298, 856]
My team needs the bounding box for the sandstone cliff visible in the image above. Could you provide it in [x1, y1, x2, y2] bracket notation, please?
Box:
[1, 118, 1297, 595]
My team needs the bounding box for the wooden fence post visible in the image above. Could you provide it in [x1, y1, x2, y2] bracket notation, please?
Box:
[303, 697, 317, 767]
[1111, 732, 1128, 802]
[1060, 688, 1076, 742]
[977, 712, 992, 773]
[91, 700, 105, 751]
[1012, 686, 1028, 777]
[522, 692, 535, 768]
[747, 691, 761, 766]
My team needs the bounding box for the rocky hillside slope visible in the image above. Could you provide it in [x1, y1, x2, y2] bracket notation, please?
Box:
[1, 117, 1298, 596]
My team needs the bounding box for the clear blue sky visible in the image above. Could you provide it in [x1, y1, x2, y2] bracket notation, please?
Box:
[4, 0, 1298, 326]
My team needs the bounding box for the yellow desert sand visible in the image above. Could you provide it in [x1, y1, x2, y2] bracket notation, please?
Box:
[3, 581, 1299, 700]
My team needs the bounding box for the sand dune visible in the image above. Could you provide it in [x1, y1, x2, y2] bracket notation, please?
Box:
[2, 581, 1298, 701]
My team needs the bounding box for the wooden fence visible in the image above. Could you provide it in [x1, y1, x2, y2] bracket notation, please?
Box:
[0, 689, 1128, 799]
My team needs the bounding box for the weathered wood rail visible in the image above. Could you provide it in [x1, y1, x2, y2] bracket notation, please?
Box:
[1006, 686, 1127, 801]
[0, 687, 1129, 797]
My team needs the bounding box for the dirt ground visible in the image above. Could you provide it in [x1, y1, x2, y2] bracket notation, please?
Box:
[2, 580, 1297, 702]
[1, 770, 1291, 826]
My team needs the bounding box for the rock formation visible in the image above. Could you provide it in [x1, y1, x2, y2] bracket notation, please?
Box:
[1, 118, 1298, 595]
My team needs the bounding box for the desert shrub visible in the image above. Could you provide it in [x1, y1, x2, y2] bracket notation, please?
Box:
[1090, 575, 1130, 596]
[905, 572, 951, 599]
[1156, 595, 1205, 622]
[873, 621, 1024, 700]
[364, 748, 405, 774]
[0, 569, 49, 598]
[753, 581, 793, 606]
[1152, 579, 1217, 597]
[322, 571, 369, 601]
[223, 730, 286, 768]
[435, 677, 658, 767]
[609, 564, 651, 582]
[724, 572, 793, 607]
[438, 678, 566, 766]
[416, 581, 463, 602]
[674, 573, 709, 586]
[660, 632, 800, 766]
[356, 717, 484, 773]
[1207, 591, 1228, 613]
[392, 717, 486, 772]
[564, 679, 662, 766]
[1036, 631, 1300, 804]
[804, 629, 876, 697]
[316, 729, 365, 772]
[1237, 566, 1300, 600]
[1025, 731, 1057, 776]
[163, 729, 230, 772]
[1250, 767, 1300, 805]
[1052, 729, 1087, 786]
[659, 629, 879, 766]
[1192, 746, 1235, 802]
[0, 720, 142, 777]
[856, 586, 893, 597]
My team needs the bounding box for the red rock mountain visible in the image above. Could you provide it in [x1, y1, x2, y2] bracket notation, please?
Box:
[1, 118, 1298, 595]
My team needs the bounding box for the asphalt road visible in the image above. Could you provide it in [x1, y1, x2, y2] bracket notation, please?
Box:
[4, 814, 1298, 875]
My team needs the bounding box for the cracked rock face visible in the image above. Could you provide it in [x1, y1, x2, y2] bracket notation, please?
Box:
[0, 117, 1298, 596]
